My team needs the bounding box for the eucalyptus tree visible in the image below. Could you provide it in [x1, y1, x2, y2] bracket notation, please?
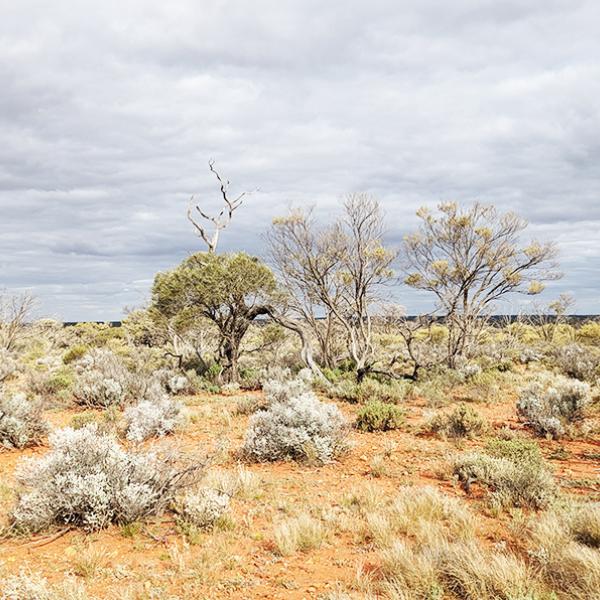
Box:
[403, 202, 560, 366]
[268, 193, 397, 380]
[152, 252, 276, 383]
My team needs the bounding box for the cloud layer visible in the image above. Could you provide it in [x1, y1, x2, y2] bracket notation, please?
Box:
[1, 0, 599, 319]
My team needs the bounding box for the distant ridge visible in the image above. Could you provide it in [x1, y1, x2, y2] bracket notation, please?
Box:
[61, 315, 599, 327]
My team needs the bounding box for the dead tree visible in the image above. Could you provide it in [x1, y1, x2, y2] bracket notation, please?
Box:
[0, 291, 35, 351]
[187, 160, 248, 253]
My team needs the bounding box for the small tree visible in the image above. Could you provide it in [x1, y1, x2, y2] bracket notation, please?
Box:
[152, 252, 276, 383]
[269, 194, 396, 380]
[403, 202, 559, 367]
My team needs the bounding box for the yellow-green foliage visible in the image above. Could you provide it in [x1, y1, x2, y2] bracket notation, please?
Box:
[355, 401, 405, 432]
[577, 320, 600, 345]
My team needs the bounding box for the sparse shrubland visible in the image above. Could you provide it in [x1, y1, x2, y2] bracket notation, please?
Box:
[2, 197, 599, 598]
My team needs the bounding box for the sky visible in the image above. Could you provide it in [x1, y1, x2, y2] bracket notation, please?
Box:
[1, 0, 599, 321]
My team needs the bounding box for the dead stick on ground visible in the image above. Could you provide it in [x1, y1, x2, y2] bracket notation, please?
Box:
[22, 527, 72, 548]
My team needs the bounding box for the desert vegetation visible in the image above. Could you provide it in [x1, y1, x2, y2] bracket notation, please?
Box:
[1, 187, 599, 599]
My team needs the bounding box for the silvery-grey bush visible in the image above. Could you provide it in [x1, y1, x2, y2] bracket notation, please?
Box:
[0, 571, 87, 600]
[10, 424, 202, 532]
[0, 392, 48, 449]
[176, 488, 230, 528]
[555, 343, 600, 381]
[261, 369, 313, 404]
[72, 349, 130, 408]
[123, 395, 185, 442]
[516, 373, 591, 438]
[242, 392, 349, 463]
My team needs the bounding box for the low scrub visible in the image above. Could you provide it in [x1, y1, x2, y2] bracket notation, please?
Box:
[331, 377, 407, 404]
[123, 395, 185, 442]
[517, 373, 591, 438]
[355, 401, 404, 432]
[175, 488, 230, 529]
[242, 393, 349, 463]
[555, 342, 600, 381]
[10, 424, 203, 533]
[426, 403, 487, 439]
[261, 368, 313, 404]
[453, 438, 556, 510]
[0, 393, 48, 449]
[0, 570, 88, 600]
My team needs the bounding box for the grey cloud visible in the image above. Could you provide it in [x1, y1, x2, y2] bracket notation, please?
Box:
[1, 0, 599, 320]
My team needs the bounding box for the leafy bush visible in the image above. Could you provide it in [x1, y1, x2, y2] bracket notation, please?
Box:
[62, 344, 89, 365]
[0, 393, 48, 449]
[242, 393, 349, 463]
[123, 395, 185, 442]
[555, 343, 600, 381]
[453, 440, 556, 509]
[517, 373, 591, 438]
[27, 367, 73, 398]
[426, 404, 487, 439]
[355, 401, 404, 432]
[10, 424, 203, 532]
[175, 488, 230, 529]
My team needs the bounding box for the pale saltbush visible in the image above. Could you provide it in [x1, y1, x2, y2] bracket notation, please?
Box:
[262, 369, 313, 404]
[176, 488, 229, 528]
[0, 571, 87, 600]
[123, 395, 185, 442]
[10, 424, 202, 532]
[555, 343, 600, 381]
[517, 373, 592, 438]
[242, 392, 349, 463]
[0, 392, 48, 448]
[519, 348, 542, 365]
[458, 362, 482, 381]
[72, 349, 130, 408]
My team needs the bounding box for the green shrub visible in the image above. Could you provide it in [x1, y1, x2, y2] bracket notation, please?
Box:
[62, 344, 89, 365]
[332, 378, 407, 404]
[355, 401, 405, 432]
[426, 404, 487, 439]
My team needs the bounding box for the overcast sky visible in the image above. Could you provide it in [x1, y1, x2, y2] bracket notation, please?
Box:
[1, 0, 599, 320]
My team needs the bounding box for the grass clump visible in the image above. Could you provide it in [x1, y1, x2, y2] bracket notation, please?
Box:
[355, 400, 404, 432]
[273, 514, 326, 555]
